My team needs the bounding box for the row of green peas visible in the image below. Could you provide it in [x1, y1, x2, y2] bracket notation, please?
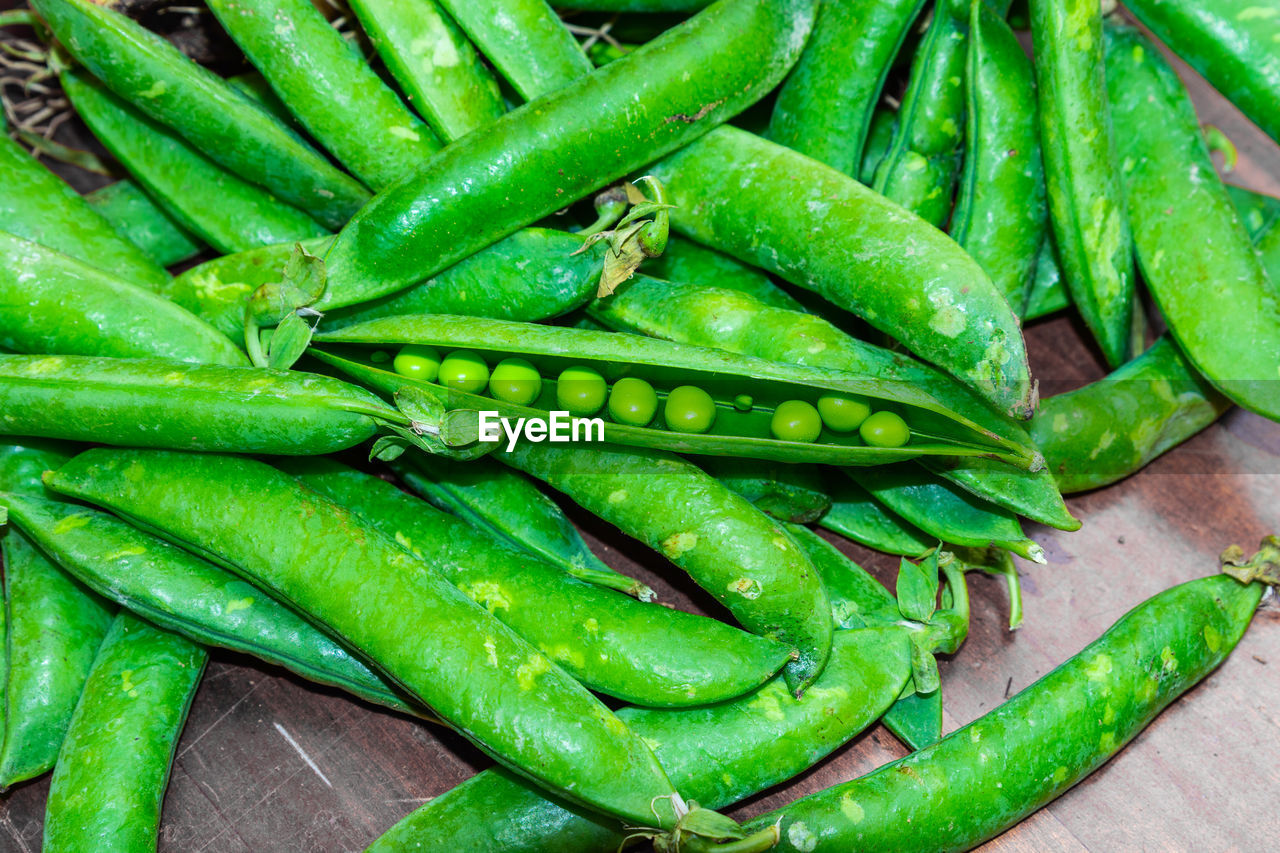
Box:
[391, 345, 911, 447]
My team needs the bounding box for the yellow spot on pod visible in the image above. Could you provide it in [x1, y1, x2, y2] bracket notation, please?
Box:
[607, 489, 629, 504]
[839, 793, 866, 824]
[483, 636, 498, 666]
[1239, 7, 1279, 21]
[728, 577, 763, 600]
[940, 118, 958, 137]
[787, 821, 819, 851]
[1160, 646, 1179, 673]
[771, 536, 790, 551]
[1089, 430, 1116, 459]
[463, 581, 512, 613]
[662, 531, 698, 558]
[584, 618, 599, 634]
[139, 80, 167, 98]
[1098, 731, 1116, 751]
[23, 356, 66, 376]
[121, 670, 140, 699]
[747, 685, 788, 722]
[721, 773, 734, 787]
[1131, 44, 1145, 63]
[1137, 676, 1158, 703]
[1084, 653, 1113, 681]
[104, 546, 147, 561]
[545, 644, 585, 670]
[1203, 624, 1223, 653]
[53, 514, 91, 535]
[226, 598, 254, 614]
[389, 126, 422, 142]
[969, 727, 982, 742]
[1052, 413, 1069, 433]
[806, 341, 827, 354]
[1052, 766, 1069, 784]
[515, 654, 551, 690]
[641, 735, 663, 752]
[1103, 704, 1116, 725]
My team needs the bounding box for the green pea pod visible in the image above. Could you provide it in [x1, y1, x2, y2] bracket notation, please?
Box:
[281, 457, 792, 707]
[1022, 233, 1070, 320]
[591, 277, 1077, 530]
[554, 0, 708, 9]
[0, 355, 416, 456]
[0, 231, 248, 366]
[367, 626, 911, 853]
[62, 70, 330, 255]
[1031, 336, 1231, 493]
[1125, 0, 1280, 146]
[347, 0, 504, 142]
[1105, 23, 1280, 421]
[206, 0, 440, 189]
[394, 455, 651, 600]
[495, 440, 832, 695]
[225, 71, 308, 135]
[766, 0, 926, 176]
[0, 490, 423, 718]
[43, 613, 206, 853]
[872, 0, 969, 227]
[1225, 183, 1280, 237]
[0, 132, 170, 289]
[642, 236, 807, 313]
[951, 0, 1047, 309]
[701, 460, 831, 524]
[314, 0, 816, 311]
[746, 551, 1277, 851]
[818, 473, 933, 558]
[31, 0, 369, 228]
[84, 179, 203, 268]
[45, 449, 741, 837]
[647, 126, 1036, 419]
[859, 108, 897, 185]
[846, 466, 1044, 563]
[1031, 0, 1137, 368]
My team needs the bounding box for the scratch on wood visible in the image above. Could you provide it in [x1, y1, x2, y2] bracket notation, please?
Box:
[274, 722, 333, 788]
[0, 814, 34, 853]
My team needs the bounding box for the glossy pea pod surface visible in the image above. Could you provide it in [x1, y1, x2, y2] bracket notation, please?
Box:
[31, 0, 369, 228]
[0, 355, 399, 455]
[83, 179, 203, 267]
[765, 0, 926, 176]
[818, 473, 933, 557]
[316, 0, 816, 309]
[1031, 0, 1137, 368]
[42, 613, 206, 853]
[0, 231, 248, 366]
[647, 126, 1036, 419]
[45, 449, 707, 830]
[1106, 23, 1280, 421]
[642, 236, 807, 313]
[747, 570, 1268, 851]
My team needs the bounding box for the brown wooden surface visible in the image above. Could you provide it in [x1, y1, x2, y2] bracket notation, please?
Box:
[3, 5, 1280, 852]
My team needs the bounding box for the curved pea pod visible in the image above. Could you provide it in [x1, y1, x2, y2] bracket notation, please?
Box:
[859, 108, 897, 185]
[745, 550, 1277, 852]
[43, 613, 206, 853]
[0, 490, 423, 718]
[0, 355, 416, 456]
[367, 626, 912, 853]
[30, 0, 369, 228]
[348, 0, 505, 143]
[818, 473, 932, 558]
[1022, 233, 1070, 320]
[950, 0, 1047, 310]
[1125, 0, 1280, 146]
[642, 236, 807, 312]
[315, 0, 816, 310]
[1031, 0, 1137, 368]
[765, 0, 926, 176]
[311, 315, 1036, 468]
[282, 457, 791, 707]
[0, 132, 170, 290]
[1106, 23, 1280, 421]
[84, 180, 203, 268]
[0, 232, 248, 366]
[1031, 336, 1231, 493]
[45, 449, 739, 836]
[700, 460, 831, 524]
[394, 454, 652, 600]
[62, 69, 331, 255]
[591, 277, 1078, 530]
[647, 126, 1036, 419]
[206, 0, 440, 190]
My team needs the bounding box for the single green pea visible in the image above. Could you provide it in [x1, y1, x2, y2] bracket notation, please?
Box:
[734, 394, 754, 412]
[489, 358, 542, 406]
[770, 400, 822, 442]
[556, 366, 608, 415]
[608, 377, 659, 426]
[370, 350, 391, 364]
[438, 350, 490, 393]
[393, 345, 442, 382]
[817, 394, 872, 433]
[860, 411, 911, 448]
[664, 385, 717, 434]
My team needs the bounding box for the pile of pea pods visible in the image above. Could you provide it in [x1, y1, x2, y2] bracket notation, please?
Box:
[1, 0, 1278, 849]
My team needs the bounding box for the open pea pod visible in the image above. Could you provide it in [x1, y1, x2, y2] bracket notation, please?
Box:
[309, 315, 1037, 468]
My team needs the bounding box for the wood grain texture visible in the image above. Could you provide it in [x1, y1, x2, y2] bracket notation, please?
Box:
[2, 3, 1279, 850]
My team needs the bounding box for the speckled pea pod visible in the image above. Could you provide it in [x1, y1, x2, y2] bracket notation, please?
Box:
[206, 0, 440, 189]
[700, 460, 831, 524]
[31, 0, 369, 228]
[0, 355, 406, 455]
[42, 613, 205, 853]
[0, 131, 170, 289]
[282, 457, 791, 707]
[872, 0, 969, 227]
[745, 554, 1276, 852]
[46, 449, 733, 835]
[0, 231, 248, 366]
[766, 0, 926, 176]
[83, 179, 202, 268]
[1021, 233, 1070, 320]
[1106, 22, 1280, 421]
[1031, 0, 1137, 368]
[62, 70, 330, 254]
[645, 126, 1036, 419]
[500, 441, 833, 694]
[818, 473, 933, 558]
[642, 236, 807, 312]
[950, 0, 1047, 309]
[0, 490, 423, 718]
[367, 626, 911, 853]
[348, 0, 505, 142]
